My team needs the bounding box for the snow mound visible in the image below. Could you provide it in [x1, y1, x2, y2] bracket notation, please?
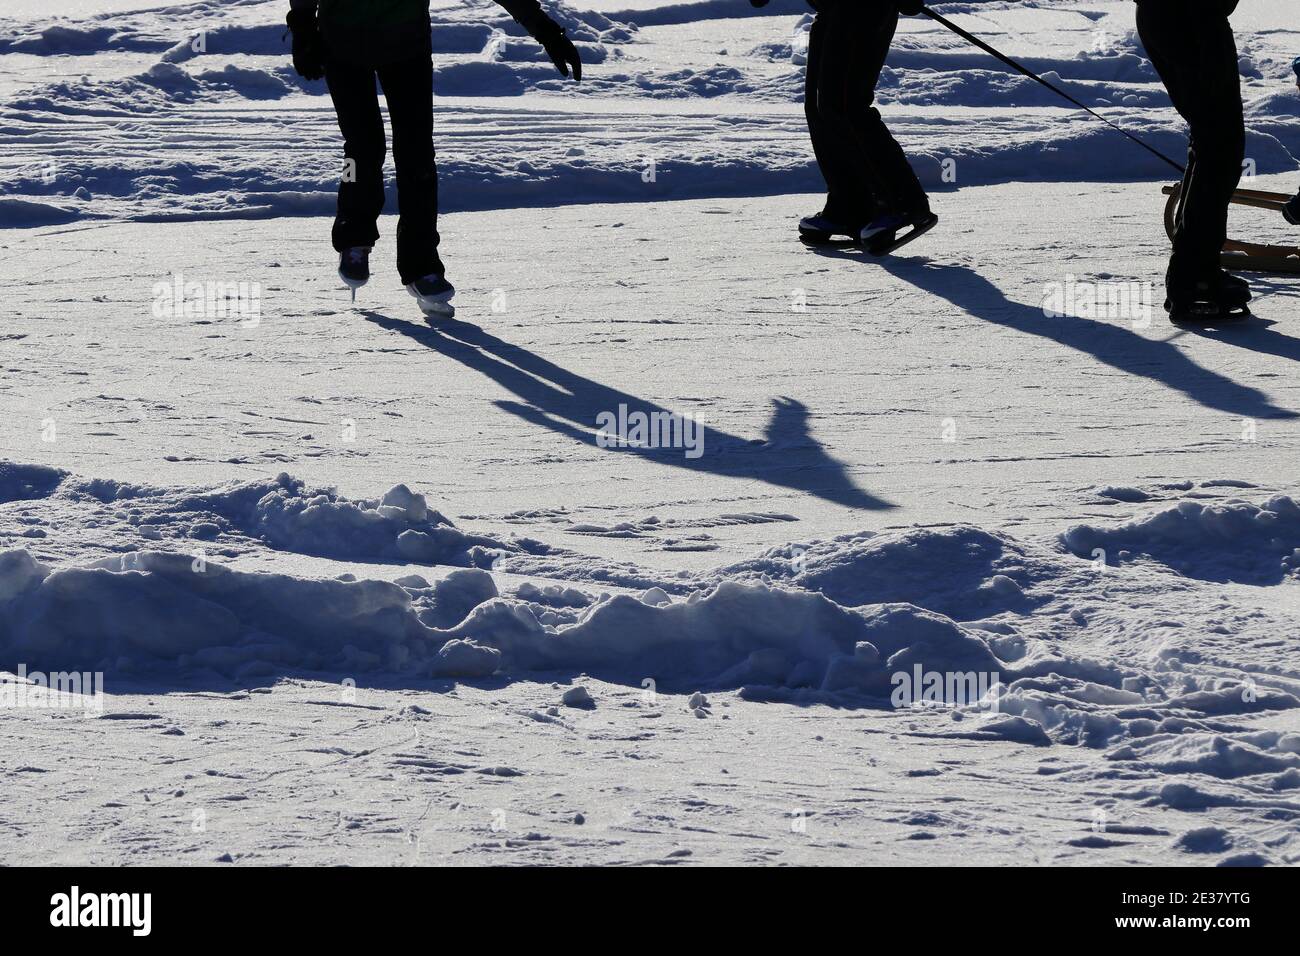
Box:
[1112, 731, 1300, 780]
[1173, 826, 1233, 854]
[0, 462, 66, 503]
[250, 477, 509, 564]
[193, 63, 293, 100]
[1061, 496, 1300, 583]
[44, 469, 519, 566]
[0, 544, 1013, 697]
[0, 550, 423, 676]
[984, 673, 1300, 750]
[4, 464, 1299, 766]
[0, 198, 82, 227]
[978, 715, 1053, 747]
[1096, 485, 1150, 503]
[438, 583, 1009, 694]
[713, 525, 1047, 619]
[0, 25, 121, 55]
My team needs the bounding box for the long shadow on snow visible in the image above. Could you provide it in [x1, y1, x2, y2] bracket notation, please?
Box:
[360, 311, 893, 512]
[1179, 314, 1300, 367]
[813, 251, 1296, 422]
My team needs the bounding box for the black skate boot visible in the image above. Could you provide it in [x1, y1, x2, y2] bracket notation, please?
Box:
[338, 246, 371, 302]
[1216, 270, 1251, 308]
[799, 208, 867, 247]
[861, 203, 939, 256]
[406, 272, 456, 321]
[1164, 271, 1250, 325]
[1284, 192, 1300, 226]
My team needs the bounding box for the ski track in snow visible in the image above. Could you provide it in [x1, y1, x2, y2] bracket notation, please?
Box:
[2, 0, 1300, 866]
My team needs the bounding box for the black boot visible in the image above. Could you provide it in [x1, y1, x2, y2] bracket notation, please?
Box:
[860, 201, 937, 256]
[338, 246, 371, 303]
[798, 207, 868, 245]
[1216, 269, 1251, 307]
[338, 246, 370, 287]
[1164, 268, 1250, 325]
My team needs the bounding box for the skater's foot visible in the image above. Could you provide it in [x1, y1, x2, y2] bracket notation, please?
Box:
[1164, 274, 1250, 326]
[406, 272, 456, 320]
[1166, 302, 1250, 326]
[1284, 193, 1300, 226]
[1216, 269, 1251, 307]
[861, 204, 937, 256]
[338, 246, 371, 302]
[798, 209, 866, 245]
[860, 211, 911, 242]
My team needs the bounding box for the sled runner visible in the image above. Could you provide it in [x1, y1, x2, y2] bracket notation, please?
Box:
[1163, 183, 1300, 275]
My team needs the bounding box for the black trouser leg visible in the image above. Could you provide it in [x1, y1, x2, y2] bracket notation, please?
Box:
[325, 58, 386, 255]
[806, 2, 927, 221]
[376, 53, 441, 285]
[1136, 0, 1244, 285]
[804, 14, 873, 223]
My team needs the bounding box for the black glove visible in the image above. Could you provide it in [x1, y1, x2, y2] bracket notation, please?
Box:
[531, 18, 582, 81]
[286, 9, 325, 81]
[898, 0, 925, 14]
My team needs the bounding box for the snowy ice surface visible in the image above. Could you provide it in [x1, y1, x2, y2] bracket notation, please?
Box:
[1, 1, 1298, 223]
[2, 1, 1300, 865]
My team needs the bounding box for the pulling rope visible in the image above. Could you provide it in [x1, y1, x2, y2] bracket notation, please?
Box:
[918, 5, 1187, 175]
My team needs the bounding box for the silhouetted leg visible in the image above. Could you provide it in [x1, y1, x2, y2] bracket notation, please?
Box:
[812, 3, 927, 217]
[853, 5, 928, 214]
[804, 13, 874, 223]
[1137, 0, 1244, 285]
[377, 52, 442, 285]
[325, 58, 386, 254]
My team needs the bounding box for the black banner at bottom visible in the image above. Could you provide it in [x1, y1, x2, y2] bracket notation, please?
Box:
[0, 865, 1288, 941]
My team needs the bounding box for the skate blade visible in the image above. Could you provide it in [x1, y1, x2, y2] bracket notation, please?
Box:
[865, 213, 939, 255]
[866, 213, 939, 256]
[406, 279, 455, 315]
[410, 289, 456, 320]
[1167, 303, 1251, 326]
[799, 228, 859, 248]
[339, 273, 368, 296]
[419, 301, 456, 322]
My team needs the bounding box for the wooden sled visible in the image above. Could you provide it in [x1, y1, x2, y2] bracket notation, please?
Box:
[1162, 183, 1300, 275]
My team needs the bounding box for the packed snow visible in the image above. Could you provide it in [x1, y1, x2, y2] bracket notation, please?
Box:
[2, 0, 1300, 865]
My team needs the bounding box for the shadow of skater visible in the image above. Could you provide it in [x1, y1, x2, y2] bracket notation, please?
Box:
[850, 254, 1294, 421]
[1179, 313, 1300, 367]
[359, 311, 894, 511]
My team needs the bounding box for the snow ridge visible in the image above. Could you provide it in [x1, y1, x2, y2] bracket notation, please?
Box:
[4, 464, 1299, 764]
